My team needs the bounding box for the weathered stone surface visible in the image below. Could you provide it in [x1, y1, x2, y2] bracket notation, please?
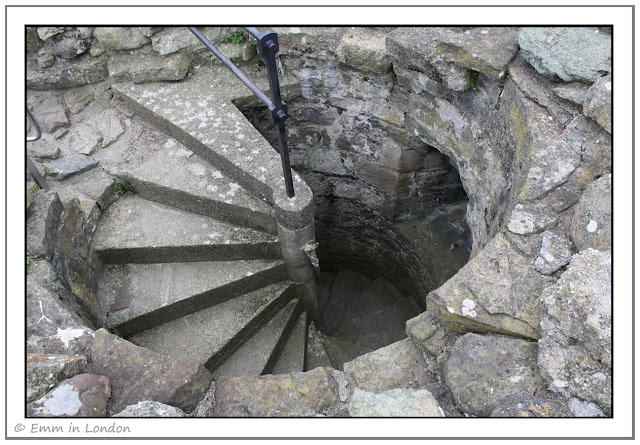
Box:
[37, 27, 70, 40]
[538, 249, 611, 415]
[151, 27, 229, 56]
[64, 90, 95, 114]
[113, 401, 186, 417]
[65, 124, 103, 155]
[213, 367, 339, 417]
[27, 374, 110, 417]
[93, 27, 150, 50]
[507, 202, 557, 235]
[90, 329, 212, 414]
[428, 233, 551, 339]
[26, 271, 95, 357]
[516, 27, 611, 83]
[192, 381, 216, 417]
[490, 393, 573, 417]
[46, 28, 93, 59]
[405, 312, 457, 358]
[583, 74, 612, 134]
[86, 110, 126, 148]
[336, 28, 391, 74]
[26, 191, 62, 258]
[570, 174, 611, 251]
[518, 139, 582, 203]
[44, 154, 98, 180]
[569, 398, 606, 417]
[27, 54, 109, 90]
[27, 354, 87, 403]
[444, 333, 543, 417]
[348, 387, 443, 417]
[343, 338, 437, 393]
[534, 228, 577, 275]
[437, 27, 518, 81]
[553, 82, 590, 105]
[33, 97, 69, 134]
[108, 52, 192, 83]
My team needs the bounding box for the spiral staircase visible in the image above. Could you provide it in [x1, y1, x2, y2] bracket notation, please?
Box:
[89, 62, 418, 379]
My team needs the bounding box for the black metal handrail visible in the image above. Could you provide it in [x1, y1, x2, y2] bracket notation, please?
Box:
[188, 27, 295, 198]
[26, 107, 49, 190]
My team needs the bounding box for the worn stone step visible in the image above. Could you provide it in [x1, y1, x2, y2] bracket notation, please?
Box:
[326, 331, 408, 370]
[103, 259, 287, 337]
[357, 277, 404, 315]
[320, 336, 353, 371]
[212, 299, 302, 378]
[319, 269, 373, 333]
[92, 195, 281, 264]
[270, 311, 308, 375]
[129, 281, 296, 372]
[305, 322, 333, 371]
[112, 65, 307, 203]
[331, 298, 421, 339]
[105, 124, 277, 234]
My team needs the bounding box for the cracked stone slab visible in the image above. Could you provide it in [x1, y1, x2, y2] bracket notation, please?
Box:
[91, 195, 281, 264]
[428, 233, 553, 340]
[102, 259, 288, 337]
[129, 281, 295, 371]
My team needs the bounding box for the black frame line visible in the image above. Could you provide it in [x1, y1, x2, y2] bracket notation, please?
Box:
[9, 3, 632, 441]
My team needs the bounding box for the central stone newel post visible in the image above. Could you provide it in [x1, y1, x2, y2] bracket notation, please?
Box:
[273, 180, 319, 325]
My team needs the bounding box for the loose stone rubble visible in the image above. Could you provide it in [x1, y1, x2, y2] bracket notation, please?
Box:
[24, 26, 612, 418]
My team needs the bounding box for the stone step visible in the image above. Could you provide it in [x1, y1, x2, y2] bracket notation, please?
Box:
[318, 269, 373, 333]
[103, 259, 287, 337]
[357, 277, 404, 315]
[106, 128, 277, 234]
[327, 330, 408, 369]
[92, 195, 281, 264]
[129, 281, 295, 372]
[212, 298, 302, 378]
[330, 298, 421, 339]
[112, 65, 306, 203]
[270, 311, 308, 375]
[320, 336, 353, 371]
[305, 322, 333, 371]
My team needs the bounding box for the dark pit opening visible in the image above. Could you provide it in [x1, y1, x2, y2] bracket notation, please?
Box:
[239, 93, 472, 367]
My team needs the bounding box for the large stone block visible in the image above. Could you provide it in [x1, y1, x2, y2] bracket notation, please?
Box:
[27, 191, 62, 259]
[213, 367, 339, 417]
[444, 333, 543, 417]
[570, 173, 611, 251]
[27, 374, 110, 417]
[429, 233, 552, 339]
[538, 249, 611, 415]
[27, 354, 87, 403]
[336, 28, 391, 74]
[93, 27, 150, 50]
[27, 54, 109, 90]
[583, 74, 612, 134]
[108, 52, 192, 84]
[90, 329, 212, 414]
[516, 27, 611, 84]
[348, 387, 443, 417]
[343, 338, 437, 393]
